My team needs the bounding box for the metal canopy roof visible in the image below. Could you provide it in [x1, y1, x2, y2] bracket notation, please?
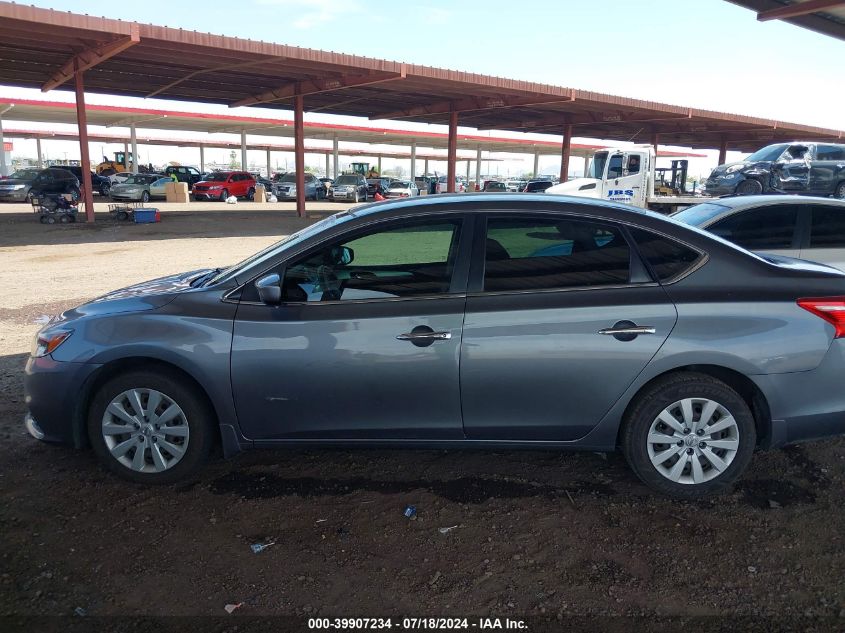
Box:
[0, 98, 706, 160]
[727, 0, 845, 42]
[0, 2, 841, 153]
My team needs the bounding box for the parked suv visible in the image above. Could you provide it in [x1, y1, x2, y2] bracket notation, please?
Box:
[61, 165, 112, 197]
[330, 174, 368, 202]
[272, 172, 326, 200]
[705, 142, 845, 199]
[164, 166, 204, 190]
[27, 168, 81, 201]
[192, 171, 256, 201]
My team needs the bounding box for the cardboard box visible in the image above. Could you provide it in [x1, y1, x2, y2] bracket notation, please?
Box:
[165, 181, 189, 202]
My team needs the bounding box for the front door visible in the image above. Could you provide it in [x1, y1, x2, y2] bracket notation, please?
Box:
[231, 216, 470, 440]
[771, 144, 812, 192]
[460, 214, 677, 441]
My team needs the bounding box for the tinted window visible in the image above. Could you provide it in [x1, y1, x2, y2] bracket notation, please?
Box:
[629, 228, 702, 282]
[707, 206, 798, 250]
[281, 220, 462, 302]
[746, 144, 788, 162]
[816, 145, 845, 161]
[626, 154, 641, 175]
[525, 181, 552, 192]
[483, 217, 630, 292]
[672, 202, 732, 226]
[810, 206, 845, 248]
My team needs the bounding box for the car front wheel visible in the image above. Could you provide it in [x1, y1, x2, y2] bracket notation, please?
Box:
[621, 372, 755, 498]
[735, 179, 762, 196]
[834, 181, 845, 200]
[87, 369, 215, 484]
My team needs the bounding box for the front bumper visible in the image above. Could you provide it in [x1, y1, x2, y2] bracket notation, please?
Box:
[24, 355, 102, 445]
[110, 192, 143, 201]
[192, 190, 220, 200]
[704, 178, 740, 196]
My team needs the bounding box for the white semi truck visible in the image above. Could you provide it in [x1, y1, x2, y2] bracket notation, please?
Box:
[546, 145, 706, 213]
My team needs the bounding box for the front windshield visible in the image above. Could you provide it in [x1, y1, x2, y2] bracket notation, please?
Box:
[10, 169, 40, 179]
[745, 144, 788, 162]
[205, 211, 355, 286]
[204, 173, 230, 182]
[588, 152, 608, 179]
[389, 181, 409, 189]
[672, 202, 732, 226]
[279, 174, 297, 183]
[334, 176, 357, 185]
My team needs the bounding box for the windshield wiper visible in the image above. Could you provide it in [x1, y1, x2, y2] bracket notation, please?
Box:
[190, 268, 223, 288]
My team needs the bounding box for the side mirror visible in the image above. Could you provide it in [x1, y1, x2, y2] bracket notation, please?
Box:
[330, 246, 354, 266]
[255, 273, 282, 305]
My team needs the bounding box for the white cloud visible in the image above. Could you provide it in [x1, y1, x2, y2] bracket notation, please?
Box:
[255, 0, 362, 30]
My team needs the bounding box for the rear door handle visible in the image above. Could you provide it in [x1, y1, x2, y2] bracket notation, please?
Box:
[396, 331, 452, 341]
[598, 326, 655, 336]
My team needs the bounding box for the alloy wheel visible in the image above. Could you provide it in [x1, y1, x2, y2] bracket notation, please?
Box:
[646, 398, 740, 485]
[101, 388, 190, 473]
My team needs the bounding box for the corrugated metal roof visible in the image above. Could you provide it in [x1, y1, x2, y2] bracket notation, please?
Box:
[727, 0, 845, 41]
[0, 1, 841, 152]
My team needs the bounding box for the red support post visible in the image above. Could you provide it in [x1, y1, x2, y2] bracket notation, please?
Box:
[74, 60, 95, 223]
[718, 137, 728, 166]
[560, 123, 572, 183]
[447, 110, 458, 193]
[294, 94, 305, 217]
[651, 130, 660, 153]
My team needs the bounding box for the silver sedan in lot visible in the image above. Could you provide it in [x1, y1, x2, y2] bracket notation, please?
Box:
[109, 174, 165, 202]
[24, 194, 845, 497]
[384, 180, 420, 198]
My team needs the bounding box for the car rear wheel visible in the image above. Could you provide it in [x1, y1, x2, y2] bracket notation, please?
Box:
[247, 187, 255, 201]
[87, 369, 215, 484]
[735, 179, 762, 196]
[621, 372, 755, 498]
[834, 181, 845, 200]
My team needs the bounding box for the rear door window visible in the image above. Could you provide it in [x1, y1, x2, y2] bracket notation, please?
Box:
[483, 216, 631, 292]
[809, 205, 845, 248]
[707, 206, 799, 250]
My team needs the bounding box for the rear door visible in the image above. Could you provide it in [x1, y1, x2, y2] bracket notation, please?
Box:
[459, 212, 677, 441]
[810, 145, 845, 195]
[801, 204, 845, 271]
[705, 204, 802, 260]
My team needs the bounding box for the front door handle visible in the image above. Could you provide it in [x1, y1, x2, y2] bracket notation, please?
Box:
[598, 321, 655, 342]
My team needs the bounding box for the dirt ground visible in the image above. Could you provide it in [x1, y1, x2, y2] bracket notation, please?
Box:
[1, 208, 844, 627]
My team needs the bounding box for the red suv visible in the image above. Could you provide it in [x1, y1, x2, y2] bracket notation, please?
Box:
[192, 171, 256, 201]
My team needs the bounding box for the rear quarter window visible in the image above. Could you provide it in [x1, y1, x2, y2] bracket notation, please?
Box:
[629, 227, 703, 282]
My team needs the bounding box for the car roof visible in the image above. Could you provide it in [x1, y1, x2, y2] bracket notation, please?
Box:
[698, 195, 845, 209]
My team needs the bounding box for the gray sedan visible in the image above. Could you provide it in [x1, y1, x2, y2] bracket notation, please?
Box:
[24, 194, 845, 497]
[0, 168, 41, 202]
[673, 195, 845, 271]
[110, 174, 165, 202]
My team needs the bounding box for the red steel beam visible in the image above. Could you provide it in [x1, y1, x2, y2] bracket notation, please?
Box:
[43, 24, 140, 92]
[560, 123, 572, 183]
[757, 0, 845, 21]
[373, 93, 575, 121]
[231, 69, 406, 108]
[447, 110, 458, 193]
[74, 61, 95, 223]
[294, 94, 305, 217]
[718, 136, 729, 166]
[651, 130, 660, 152]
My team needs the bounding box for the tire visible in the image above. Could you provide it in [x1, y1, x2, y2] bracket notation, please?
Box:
[247, 187, 255, 201]
[87, 368, 216, 484]
[100, 183, 111, 197]
[735, 179, 762, 196]
[621, 372, 756, 499]
[59, 214, 70, 224]
[117, 211, 129, 221]
[46, 215, 56, 225]
[141, 191, 150, 203]
[219, 188, 229, 202]
[353, 190, 360, 203]
[39, 215, 47, 224]
[834, 181, 845, 200]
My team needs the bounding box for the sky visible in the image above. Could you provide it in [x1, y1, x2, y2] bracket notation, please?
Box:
[4, 0, 844, 178]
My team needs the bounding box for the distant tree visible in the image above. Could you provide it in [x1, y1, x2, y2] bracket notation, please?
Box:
[228, 150, 238, 168]
[385, 165, 406, 178]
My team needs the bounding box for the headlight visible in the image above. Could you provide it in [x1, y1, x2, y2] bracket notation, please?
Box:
[726, 164, 744, 174]
[32, 329, 73, 358]
[208, 185, 222, 190]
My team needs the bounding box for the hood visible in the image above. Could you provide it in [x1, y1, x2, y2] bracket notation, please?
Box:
[545, 178, 601, 197]
[59, 268, 211, 320]
[709, 159, 770, 177]
[112, 182, 145, 191]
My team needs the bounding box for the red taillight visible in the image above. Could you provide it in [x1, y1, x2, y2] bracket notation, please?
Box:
[798, 297, 845, 338]
[401, 193, 409, 197]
